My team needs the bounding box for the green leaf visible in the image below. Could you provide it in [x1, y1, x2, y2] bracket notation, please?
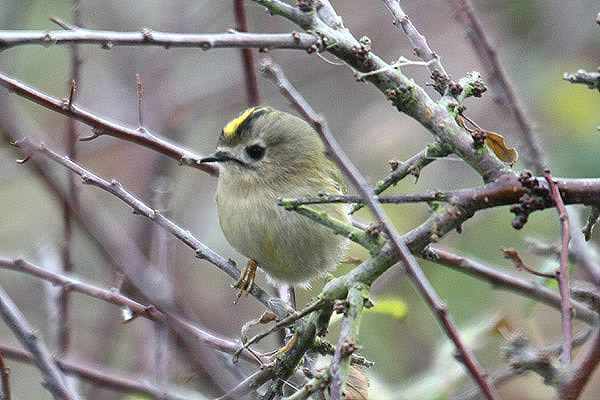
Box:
[367, 298, 408, 320]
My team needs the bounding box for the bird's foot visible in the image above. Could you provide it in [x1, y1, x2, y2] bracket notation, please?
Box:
[232, 259, 257, 304]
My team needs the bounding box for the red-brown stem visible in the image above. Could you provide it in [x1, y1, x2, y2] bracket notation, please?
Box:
[59, 0, 83, 357]
[0, 71, 218, 175]
[559, 326, 600, 399]
[0, 349, 10, 400]
[545, 170, 573, 365]
[447, 0, 547, 173]
[233, 0, 261, 106]
[501, 247, 557, 279]
[0, 343, 198, 400]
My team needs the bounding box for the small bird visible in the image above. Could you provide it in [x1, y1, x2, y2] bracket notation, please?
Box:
[201, 107, 349, 300]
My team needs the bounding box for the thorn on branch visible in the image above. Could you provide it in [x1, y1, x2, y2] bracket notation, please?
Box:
[68, 79, 76, 109]
[78, 130, 101, 142]
[49, 16, 75, 30]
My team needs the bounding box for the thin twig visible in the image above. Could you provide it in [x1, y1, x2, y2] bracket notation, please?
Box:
[429, 248, 597, 324]
[563, 69, 600, 91]
[447, 0, 547, 173]
[233, 300, 326, 361]
[0, 28, 319, 51]
[261, 58, 500, 400]
[0, 257, 263, 364]
[381, 0, 450, 93]
[570, 211, 600, 286]
[0, 343, 204, 400]
[0, 283, 81, 400]
[454, 328, 592, 400]
[136, 72, 144, 128]
[58, 0, 83, 358]
[500, 247, 557, 279]
[0, 71, 217, 174]
[0, 349, 10, 400]
[545, 170, 573, 365]
[233, 0, 261, 106]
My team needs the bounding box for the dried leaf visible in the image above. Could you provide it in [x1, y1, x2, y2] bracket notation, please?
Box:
[485, 131, 518, 165]
[240, 311, 276, 342]
[343, 366, 369, 400]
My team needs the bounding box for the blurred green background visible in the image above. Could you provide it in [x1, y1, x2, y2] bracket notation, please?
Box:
[0, 1, 599, 399]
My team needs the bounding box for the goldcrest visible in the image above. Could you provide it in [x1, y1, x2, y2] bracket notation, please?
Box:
[202, 107, 349, 289]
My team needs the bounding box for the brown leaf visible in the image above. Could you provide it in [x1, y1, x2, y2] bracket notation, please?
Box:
[343, 366, 369, 400]
[485, 131, 518, 165]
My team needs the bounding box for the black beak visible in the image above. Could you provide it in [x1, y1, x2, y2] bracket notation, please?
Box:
[200, 151, 235, 163]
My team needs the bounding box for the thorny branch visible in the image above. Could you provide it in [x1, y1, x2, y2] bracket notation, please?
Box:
[0, 71, 217, 175]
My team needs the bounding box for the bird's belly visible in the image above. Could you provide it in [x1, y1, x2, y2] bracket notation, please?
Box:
[216, 190, 348, 284]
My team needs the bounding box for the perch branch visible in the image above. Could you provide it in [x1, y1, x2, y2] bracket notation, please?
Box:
[0, 28, 318, 51]
[261, 58, 500, 400]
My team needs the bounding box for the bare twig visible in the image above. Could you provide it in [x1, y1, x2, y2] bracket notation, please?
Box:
[545, 170, 573, 365]
[429, 248, 597, 324]
[563, 69, 600, 91]
[447, 0, 547, 173]
[0, 283, 81, 400]
[582, 205, 600, 241]
[0, 343, 204, 400]
[0, 257, 263, 364]
[381, 0, 450, 93]
[0, 71, 217, 174]
[261, 58, 500, 400]
[351, 143, 450, 214]
[454, 328, 592, 400]
[0, 349, 10, 400]
[570, 211, 600, 286]
[58, 0, 83, 358]
[214, 369, 272, 400]
[233, 300, 326, 361]
[136, 72, 144, 128]
[500, 247, 557, 279]
[0, 28, 318, 51]
[233, 0, 261, 106]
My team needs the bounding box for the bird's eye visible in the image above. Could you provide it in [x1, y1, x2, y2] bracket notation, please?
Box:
[245, 144, 265, 160]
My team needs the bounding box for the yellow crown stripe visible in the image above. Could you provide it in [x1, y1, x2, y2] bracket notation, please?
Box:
[223, 107, 269, 138]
